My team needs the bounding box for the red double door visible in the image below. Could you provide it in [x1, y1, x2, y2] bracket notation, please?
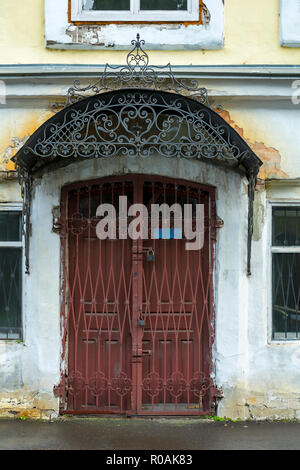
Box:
[61, 175, 215, 415]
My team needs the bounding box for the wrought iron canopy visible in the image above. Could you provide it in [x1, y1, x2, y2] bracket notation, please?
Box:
[13, 88, 261, 178]
[12, 34, 263, 276]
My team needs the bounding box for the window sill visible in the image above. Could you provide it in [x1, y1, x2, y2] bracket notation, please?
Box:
[0, 328, 22, 341]
[268, 339, 300, 345]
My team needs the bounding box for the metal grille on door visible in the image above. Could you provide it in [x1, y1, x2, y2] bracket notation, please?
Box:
[60, 175, 216, 415]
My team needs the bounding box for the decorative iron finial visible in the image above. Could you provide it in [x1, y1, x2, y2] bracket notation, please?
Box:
[127, 34, 149, 69]
[66, 34, 209, 107]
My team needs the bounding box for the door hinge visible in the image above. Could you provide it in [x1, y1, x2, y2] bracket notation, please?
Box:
[52, 206, 62, 234]
[215, 216, 224, 229]
[53, 383, 63, 398]
[212, 386, 223, 399]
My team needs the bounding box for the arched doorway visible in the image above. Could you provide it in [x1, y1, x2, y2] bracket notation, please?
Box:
[13, 78, 262, 416]
[60, 174, 215, 415]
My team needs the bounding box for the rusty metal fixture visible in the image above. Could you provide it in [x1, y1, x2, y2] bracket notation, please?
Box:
[247, 171, 257, 276]
[12, 35, 262, 275]
[59, 175, 218, 415]
[17, 168, 32, 275]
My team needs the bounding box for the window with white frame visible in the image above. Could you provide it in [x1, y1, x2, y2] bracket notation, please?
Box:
[46, 0, 224, 51]
[0, 209, 23, 340]
[272, 206, 300, 340]
[71, 0, 200, 22]
[280, 0, 300, 47]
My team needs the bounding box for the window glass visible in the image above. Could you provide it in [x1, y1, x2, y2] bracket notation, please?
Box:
[273, 207, 300, 246]
[72, 0, 199, 23]
[0, 248, 22, 340]
[0, 211, 22, 242]
[272, 253, 300, 340]
[83, 0, 188, 11]
[83, 0, 130, 10]
[140, 0, 188, 10]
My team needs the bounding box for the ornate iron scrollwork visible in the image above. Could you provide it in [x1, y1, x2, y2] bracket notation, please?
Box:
[66, 34, 209, 107]
[24, 91, 244, 162]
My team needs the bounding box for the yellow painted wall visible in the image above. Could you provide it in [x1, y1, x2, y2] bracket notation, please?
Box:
[0, 0, 300, 65]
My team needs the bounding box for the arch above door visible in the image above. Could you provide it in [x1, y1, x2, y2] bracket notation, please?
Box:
[12, 35, 262, 275]
[14, 88, 261, 178]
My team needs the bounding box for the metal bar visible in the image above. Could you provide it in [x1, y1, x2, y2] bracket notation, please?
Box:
[126, 410, 212, 416]
[131, 176, 144, 414]
[247, 172, 257, 276]
[271, 247, 300, 253]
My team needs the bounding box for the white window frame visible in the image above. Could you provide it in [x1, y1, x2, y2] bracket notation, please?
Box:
[268, 201, 300, 343]
[45, 0, 224, 51]
[71, 0, 199, 22]
[280, 0, 300, 48]
[0, 204, 24, 340]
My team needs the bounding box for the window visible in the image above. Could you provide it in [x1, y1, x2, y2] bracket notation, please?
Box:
[46, 0, 224, 51]
[0, 209, 23, 340]
[280, 0, 300, 47]
[272, 206, 300, 340]
[71, 0, 199, 22]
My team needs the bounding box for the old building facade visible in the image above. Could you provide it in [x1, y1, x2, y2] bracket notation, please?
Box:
[0, 0, 300, 420]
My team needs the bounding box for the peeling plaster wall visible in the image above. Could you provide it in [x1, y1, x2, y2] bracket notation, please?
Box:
[2, 79, 300, 181]
[217, 102, 300, 181]
[0, 108, 54, 173]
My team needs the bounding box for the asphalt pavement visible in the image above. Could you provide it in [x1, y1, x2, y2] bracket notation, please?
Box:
[0, 417, 300, 450]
